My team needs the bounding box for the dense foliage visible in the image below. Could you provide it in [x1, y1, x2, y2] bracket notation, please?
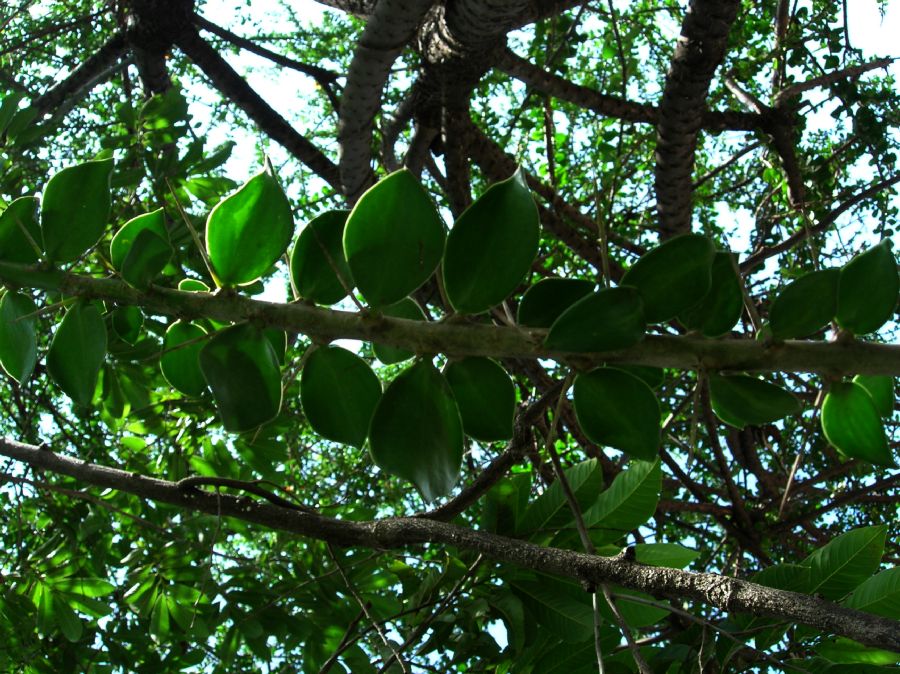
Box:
[0, 0, 898, 672]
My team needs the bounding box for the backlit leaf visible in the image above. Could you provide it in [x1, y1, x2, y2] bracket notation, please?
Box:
[852, 375, 894, 418]
[844, 567, 900, 619]
[805, 525, 887, 600]
[290, 210, 353, 305]
[110, 209, 167, 270]
[47, 302, 107, 407]
[821, 382, 893, 466]
[583, 460, 661, 543]
[836, 240, 898, 335]
[161, 321, 208, 397]
[444, 357, 515, 441]
[517, 459, 602, 535]
[120, 228, 172, 289]
[0, 196, 40, 263]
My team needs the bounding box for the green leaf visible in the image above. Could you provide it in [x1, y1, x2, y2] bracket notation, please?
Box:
[110, 306, 143, 345]
[368, 360, 463, 502]
[545, 287, 645, 352]
[844, 567, 900, 618]
[149, 592, 171, 642]
[0, 92, 26, 134]
[161, 321, 208, 397]
[517, 278, 595, 328]
[634, 543, 699, 569]
[573, 368, 660, 460]
[0, 196, 41, 263]
[179, 278, 210, 292]
[443, 357, 515, 441]
[47, 302, 107, 407]
[816, 637, 900, 665]
[120, 228, 172, 289]
[442, 168, 539, 314]
[53, 594, 83, 642]
[770, 268, 840, 339]
[373, 297, 426, 364]
[836, 240, 898, 335]
[41, 158, 114, 263]
[678, 251, 743, 336]
[583, 460, 661, 542]
[620, 234, 715, 323]
[290, 210, 353, 305]
[512, 577, 594, 643]
[300, 345, 382, 448]
[206, 170, 294, 286]
[821, 382, 893, 466]
[343, 169, 446, 308]
[708, 374, 801, 428]
[109, 209, 167, 270]
[0, 291, 38, 383]
[805, 525, 887, 600]
[852, 375, 894, 418]
[48, 577, 115, 598]
[199, 323, 282, 432]
[517, 459, 602, 535]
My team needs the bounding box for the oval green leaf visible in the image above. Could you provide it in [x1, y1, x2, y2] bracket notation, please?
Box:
[444, 357, 515, 441]
[852, 374, 894, 418]
[110, 306, 143, 345]
[0, 291, 38, 383]
[443, 168, 539, 314]
[373, 297, 426, 364]
[708, 374, 801, 428]
[110, 209, 167, 270]
[517, 278, 595, 328]
[821, 382, 893, 466]
[290, 210, 353, 305]
[206, 170, 294, 287]
[47, 302, 107, 407]
[369, 360, 463, 502]
[836, 240, 898, 335]
[161, 321, 208, 397]
[199, 323, 282, 432]
[0, 196, 41, 264]
[301, 345, 382, 448]
[620, 234, 715, 323]
[573, 367, 660, 460]
[545, 287, 646, 353]
[678, 251, 743, 336]
[769, 268, 840, 340]
[120, 228, 172, 289]
[41, 158, 114, 263]
[343, 169, 446, 308]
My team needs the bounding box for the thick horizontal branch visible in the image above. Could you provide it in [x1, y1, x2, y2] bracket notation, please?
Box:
[1, 438, 897, 652]
[3, 264, 898, 376]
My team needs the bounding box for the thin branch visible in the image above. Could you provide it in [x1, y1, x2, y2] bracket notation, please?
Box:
[774, 57, 895, 107]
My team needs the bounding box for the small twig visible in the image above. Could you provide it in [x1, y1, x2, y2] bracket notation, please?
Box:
[165, 177, 218, 283]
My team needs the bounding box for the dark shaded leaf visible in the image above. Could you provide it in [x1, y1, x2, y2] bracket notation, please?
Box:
[290, 210, 353, 305]
[545, 287, 645, 352]
[836, 241, 898, 335]
[708, 374, 800, 428]
[0, 196, 40, 263]
[444, 357, 515, 441]
[373, 297, 426, 364]
[47, 302, 107, 407]
[679, 251, 743, 336]
[517, 278, 595, 328]
[109, 209, 167, 270]
[769, 268, 840, 339]
[0, 291, 37, 383]
[120, 228, 172, 289]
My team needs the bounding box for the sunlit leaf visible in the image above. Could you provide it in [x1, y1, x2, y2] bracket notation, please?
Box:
[161, 321, 208, 397]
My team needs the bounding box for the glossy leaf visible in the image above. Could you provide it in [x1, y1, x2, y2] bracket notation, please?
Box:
[0, 291, 38, 383]
[573, 367, 660, 460]
[290, 210, 353, 305]
[110, 209, 167, 269]
[373, 297, 426, 364]
[545, 287, 645, 352]
[443, 168, 539, 313]
[821, 382, 893, 466]
[852, 375, 894, 418]
[199, 323, 282, 431]
[0, 196, 41, 263]
[805, 525, 887, 600]
[844, 567, 900, 619]
[343, 169, 446, 308]
[206, 170, 294, 286]
[836, 240, 898, 335]
[708, 374, 801, 429]
[161, 321, 208, 397]
[368, 360, 463, 502]
[300, 345, 381, 448]
[41, 158, 114, 263]
[769, 268, 840, 339]
[620, 233, 715, 323]
[517, 278, 595, 328]
[634, 543, 699, 569]
[679, 251, 743, 336]
[120, 228, 172, 289]
[47, 302, 107, 407]
[178, 278, 210, 292]
[443, 357, 515, 441]
[583, 460, 661, 541]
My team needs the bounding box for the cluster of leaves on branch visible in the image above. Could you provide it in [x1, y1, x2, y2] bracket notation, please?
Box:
[0, 0, 898, 672]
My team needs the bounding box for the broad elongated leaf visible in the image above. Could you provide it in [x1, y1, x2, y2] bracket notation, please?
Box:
[679, 251, 743, 336]
[47, 302, 107, 407]
[343, 169, 446, 308]
[110, 209, 167, 269]
[770, 268, 840, 339]
[573, 367, 660, 460]
[852, 375, 894, 418]
[443, 168, 539, 314]
[199, 323, 282, 432]
[583, 460, 661, 542]
[373, 297, 426, 364]
[41, 158, 114, 263]
[0, 291, 37, 383]
[844, 567, 900, 619]
[368, 360, 462, 502]
[512, 577, 594, 643]
[634, 543, 699, 569]
[517, 278, 595, 328]
[708, 374, 800, 428]
[620, 233, 715, 322]
[443, 357, 514, 441]
[517, 459, 602, 535]
[161, 321, 208, 397]
[545, 287, 645, 352]
[821, 382, 893, 466]
[836, 240, 898, 335]
[290, 210, 353, 305]
[206, 170, 294, 286]
[301, 345, 381, 448]
[805, 525, 887, 600]
[0, 196, 41, 263]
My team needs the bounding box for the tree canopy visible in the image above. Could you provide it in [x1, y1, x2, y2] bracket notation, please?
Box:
[0, 0, 898, 671]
